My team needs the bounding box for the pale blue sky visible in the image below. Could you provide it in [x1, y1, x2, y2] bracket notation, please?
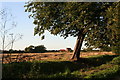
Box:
[0, 2, 85, 50]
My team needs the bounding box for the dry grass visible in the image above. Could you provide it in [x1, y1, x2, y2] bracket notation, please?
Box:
[1, 51, 116, 63]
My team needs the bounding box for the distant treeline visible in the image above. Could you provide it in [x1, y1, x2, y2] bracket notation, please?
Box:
[1, 49, 106, 53]
[1, 49, 59, 53]
[2, 50, 24, 53]
[1, 44, 111, 53]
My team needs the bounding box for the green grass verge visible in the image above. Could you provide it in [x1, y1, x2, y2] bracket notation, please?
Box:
[2, 55, 120, 79]
[84, 55, 120, 79]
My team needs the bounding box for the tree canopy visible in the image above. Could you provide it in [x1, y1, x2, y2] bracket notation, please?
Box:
[25, 2, 111, 39]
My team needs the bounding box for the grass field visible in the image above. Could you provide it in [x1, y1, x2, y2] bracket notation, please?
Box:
[2, 51, 115, 63]
[2, 52, 120, 79]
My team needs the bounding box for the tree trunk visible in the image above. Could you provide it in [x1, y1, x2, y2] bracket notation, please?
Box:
[71, 33, 85, 60]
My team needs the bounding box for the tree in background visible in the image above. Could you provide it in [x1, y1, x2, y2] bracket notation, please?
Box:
[106, 2, 120, 54]
[25, 2, 113, 60]
[25, 45, 34, 53]
[34, 45, 46, 53]
[85, 2, 120, 54]
[25, 45, 46, 53]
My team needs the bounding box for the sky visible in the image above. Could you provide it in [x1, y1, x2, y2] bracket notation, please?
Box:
[0, 2, 85, 50]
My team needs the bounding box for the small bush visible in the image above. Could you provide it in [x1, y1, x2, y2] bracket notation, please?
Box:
[111, 56, 120, 64]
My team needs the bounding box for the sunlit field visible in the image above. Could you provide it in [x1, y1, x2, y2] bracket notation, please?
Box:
[2, 51, 116, 63]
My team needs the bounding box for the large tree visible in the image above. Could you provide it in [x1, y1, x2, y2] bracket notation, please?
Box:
[25, 2, 112, 60]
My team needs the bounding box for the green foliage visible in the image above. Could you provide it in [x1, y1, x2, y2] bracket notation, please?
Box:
[84, 2, 120, 52]
[9, 49, 14, 52]
[25, 45, 34, 52]
[34, 45, 46, 53]
[3, 62, 32, 78]
[25, 2, 112, 39]
[111, 56, 120, 64]
[106, 2, 120, 54]
[25, 45, 46, 53]
[83, 47, 93, 52]
[112, 45, 120, 54]
[100, 46, 111, 52]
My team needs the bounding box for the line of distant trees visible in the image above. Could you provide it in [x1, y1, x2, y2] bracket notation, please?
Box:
[0, 45, 46, 53]
[1, 44, 112, 53]
[1, 45, 59, 53]
[1, 49, 24, 53]
[1, 49, 59, 53]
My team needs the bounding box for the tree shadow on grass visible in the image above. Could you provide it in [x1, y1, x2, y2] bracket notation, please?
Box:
[32, 55, 118, 74]
[76, 55, 118, 67]
[2, 55, 119, 79]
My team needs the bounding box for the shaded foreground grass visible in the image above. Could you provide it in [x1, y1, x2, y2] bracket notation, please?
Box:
[2, 55, 120, 79]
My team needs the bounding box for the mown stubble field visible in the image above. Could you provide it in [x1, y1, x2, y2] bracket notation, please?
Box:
[2, 51, 116, 63]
